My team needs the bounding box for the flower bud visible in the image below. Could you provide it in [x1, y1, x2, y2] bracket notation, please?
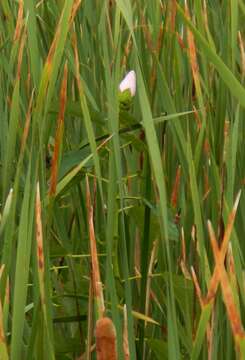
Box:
[119, 70, 136, 97]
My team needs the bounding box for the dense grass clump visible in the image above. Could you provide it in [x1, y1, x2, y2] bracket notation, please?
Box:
[0, 1, 245, 359]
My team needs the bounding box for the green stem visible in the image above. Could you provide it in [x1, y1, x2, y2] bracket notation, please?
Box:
[138, 153, 152, 358]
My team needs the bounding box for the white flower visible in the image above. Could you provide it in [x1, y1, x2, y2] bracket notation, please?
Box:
[119, 70, 136, 97]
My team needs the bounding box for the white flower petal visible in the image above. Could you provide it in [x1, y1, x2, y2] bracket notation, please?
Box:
[119, 70, 136, 96]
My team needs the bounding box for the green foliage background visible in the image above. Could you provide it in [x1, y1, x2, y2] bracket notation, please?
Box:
[0, 1, 245, 359]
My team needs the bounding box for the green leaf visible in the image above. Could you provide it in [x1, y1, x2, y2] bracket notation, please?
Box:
[147, 339, 168, 360]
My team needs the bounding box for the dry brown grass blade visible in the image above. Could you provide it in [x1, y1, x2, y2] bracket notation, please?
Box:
[227, 244, 235, 277]
[85, 276, 93, 360]
[185, 1, 202, 103]
[0, 303, 8, 358]
[46, 0, 81, 67]
[86, 176, 105, 319]
[205, 191, 241, 303]
[13, 0, 23, 42]
[207, 220, 245, 341]
[37, 0, 81, 109]
[238, 31, 245, 80]
[16, 29, 26, 81]
[145, 240, 158, 323]
[123, 305, 129, 360]
[0, 265, 8, 358]
[201, 193, 243, 351]
[180, 228, 191, 280]
[70, 0, 82, 24]
[95, 317, 118, 360]
[49, 62, 68, 197]
[191, 266, 203, 307]
[0, 292, 5, 345]
[202, 0, 209, 34]
[193, 105, 202, 130]
[35, 182, 45, 306]
[170, 0, 177, 32]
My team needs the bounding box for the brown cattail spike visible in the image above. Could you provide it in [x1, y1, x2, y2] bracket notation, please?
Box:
[95, 317, 118, 360]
